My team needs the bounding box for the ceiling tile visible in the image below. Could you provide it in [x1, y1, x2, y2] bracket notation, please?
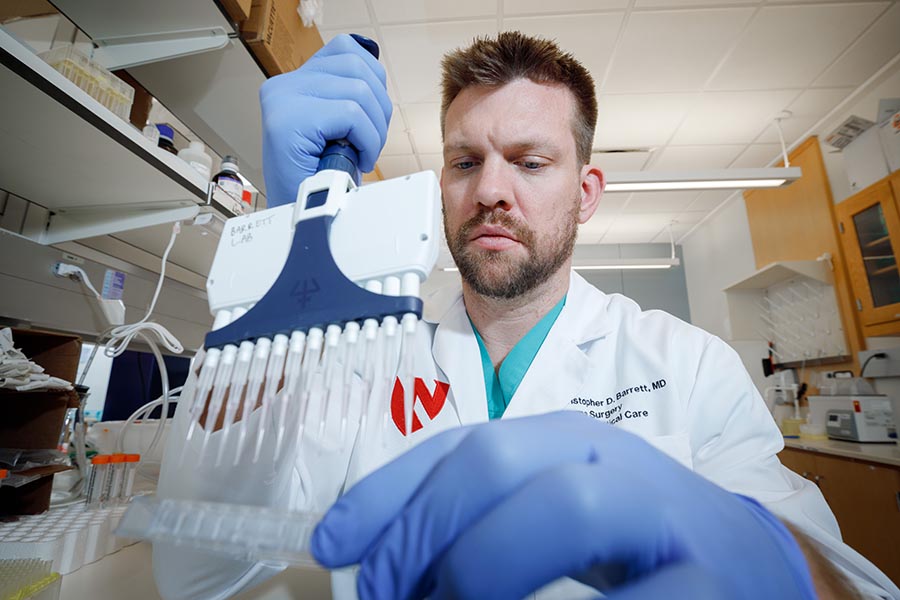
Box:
[371, 0, 497, 23]
[505, 0, 627, 15]
[730, 143, 785, 168]
[814, 3, 900, 87]
[756, 88, 853, 144]
[382, 105, 415, 155]
[319, 0, 372, 28]
[687, 189, 738, 211]
[624, 191, 700, 213]
[380, 20, 497, 103]
[652, 221, 695, 243]
[669, 90, 799, 145]
[600, 213, 676, 243]
[647, 144, 745, 170]
[594, 191, 632, 215]
[636, 0, 756, 7]
[595, 93, 697, 148]
[591, 151, 653, 172]
[576, 220, 613, 244]
[402, 103, 443, 154]
[708, 4, 887, 90]
[376, 154, 421, 179]
[503, 13, 624, 87]
[418, 153, 445, 176]
[603, 8, 754, 93]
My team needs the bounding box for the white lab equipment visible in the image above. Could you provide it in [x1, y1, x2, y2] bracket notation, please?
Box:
[183, 167, 440, 469]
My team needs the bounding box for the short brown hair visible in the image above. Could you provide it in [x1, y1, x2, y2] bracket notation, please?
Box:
[440, 31, 597, 165]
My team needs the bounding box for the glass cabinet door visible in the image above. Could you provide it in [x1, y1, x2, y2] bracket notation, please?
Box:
[852, 202, 900, 307]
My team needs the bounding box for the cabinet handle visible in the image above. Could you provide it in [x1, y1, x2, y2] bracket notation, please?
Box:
[801, 471, 809, 477]
[813, 475, 823, 483]
[896, 492, 900, 513]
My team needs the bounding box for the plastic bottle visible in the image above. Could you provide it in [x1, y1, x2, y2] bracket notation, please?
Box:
[156, 124, 178, 155]
[178, 141, 213, 180]
[105, 454, 125, 507]
[86, 454, 109, 509]
[213, 155, 244, 202]
[120, 454, 141, 502]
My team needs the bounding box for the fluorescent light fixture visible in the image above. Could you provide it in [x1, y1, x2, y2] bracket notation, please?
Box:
[573, 258, 680, 270]
[604, 167, 801, 192]
[442, 257, 680, 272]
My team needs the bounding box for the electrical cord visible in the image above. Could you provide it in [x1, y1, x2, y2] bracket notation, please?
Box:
[104, 221, 184, 358]
[859, 352, 887, 378]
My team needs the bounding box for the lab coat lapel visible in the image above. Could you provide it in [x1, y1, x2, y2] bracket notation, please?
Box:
[431, 295, 490, 426]
[503, 273, 615, 419]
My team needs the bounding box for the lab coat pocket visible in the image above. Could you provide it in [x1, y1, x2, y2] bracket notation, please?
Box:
[643, 432, 693, 470]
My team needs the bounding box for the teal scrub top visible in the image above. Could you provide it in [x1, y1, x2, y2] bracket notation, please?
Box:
[471, 296, 566, 420]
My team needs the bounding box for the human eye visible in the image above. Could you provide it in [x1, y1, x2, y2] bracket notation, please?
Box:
[453, 160, 477, 171]
[516, 158, 546, 171]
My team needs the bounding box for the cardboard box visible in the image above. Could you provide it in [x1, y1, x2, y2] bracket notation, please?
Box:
[241, 0, 323, 76]
[0, 0, 56, 23]
[0, 328, 81, 450]
[221, 0, 252, 23]
[0, 390, 79, 449]
[9, 327, 82, 383]
[0, 464, 72, 516]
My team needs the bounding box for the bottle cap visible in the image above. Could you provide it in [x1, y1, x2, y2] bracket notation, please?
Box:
[110, 453, 126, 463]
[221, 155, 239, 172]
[124, 454, 141, 463]
[188, 140, 206, 152]
[91, 455, 111, 465]
[156, 124, 175, 142]
[0, 469, 7, 479]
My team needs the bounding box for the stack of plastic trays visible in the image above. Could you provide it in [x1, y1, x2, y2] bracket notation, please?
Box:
[39, 45, 135, 121]
[116, 495, 321, 567]
[0, 505, 134, 576]
[0, 559, 61, 600]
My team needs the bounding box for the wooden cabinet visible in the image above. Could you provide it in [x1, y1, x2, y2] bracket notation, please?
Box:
[836, 172, 900, 335]
[779, 447, 900, 584]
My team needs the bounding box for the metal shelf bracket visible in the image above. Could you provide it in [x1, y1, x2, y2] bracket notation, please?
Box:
[26, 203, 201, 245]
[92, 27, 231, 70]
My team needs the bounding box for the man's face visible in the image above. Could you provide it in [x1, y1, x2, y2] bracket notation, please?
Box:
[441, 79, 587, 299]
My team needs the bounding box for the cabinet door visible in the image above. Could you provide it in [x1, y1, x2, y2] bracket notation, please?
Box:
[813, 454, 900, 585]
[778, 448, 818, 482]
[837, 180, 900, 326]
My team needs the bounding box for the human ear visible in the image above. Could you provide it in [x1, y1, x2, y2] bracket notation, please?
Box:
[577, 164, 604, 224]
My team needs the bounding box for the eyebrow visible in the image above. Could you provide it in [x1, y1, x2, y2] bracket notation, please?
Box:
[443, 139, 563, 156]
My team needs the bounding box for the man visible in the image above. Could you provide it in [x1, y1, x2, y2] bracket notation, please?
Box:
[154, 33, 899, 599]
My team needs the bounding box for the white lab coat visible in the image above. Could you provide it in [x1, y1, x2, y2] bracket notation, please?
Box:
[153, 272, 900, 600]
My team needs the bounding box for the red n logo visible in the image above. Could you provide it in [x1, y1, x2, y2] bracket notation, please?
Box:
[391, 377, 450, 436]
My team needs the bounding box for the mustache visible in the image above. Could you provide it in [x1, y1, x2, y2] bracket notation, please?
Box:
[457, 210, 532, 245]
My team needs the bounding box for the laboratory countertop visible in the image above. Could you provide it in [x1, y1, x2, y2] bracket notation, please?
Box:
[60, 542, 333, 600]
[782, 437, 900, 467]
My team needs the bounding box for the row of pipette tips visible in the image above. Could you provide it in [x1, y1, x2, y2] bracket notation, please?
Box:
[184, 274, 422, 468]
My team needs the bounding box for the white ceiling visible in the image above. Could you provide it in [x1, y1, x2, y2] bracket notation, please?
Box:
[318, 0, 900, 244]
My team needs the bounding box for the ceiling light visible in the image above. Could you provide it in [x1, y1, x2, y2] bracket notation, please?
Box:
[604, 167, 801, 192]
[573, 258, 680, 270]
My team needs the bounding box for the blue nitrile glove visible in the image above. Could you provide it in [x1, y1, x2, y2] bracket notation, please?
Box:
[311, 411, 817, 600]
[260, 34, 392, 206]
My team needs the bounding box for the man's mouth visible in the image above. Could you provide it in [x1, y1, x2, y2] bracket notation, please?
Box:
[467, 225, 521, 251]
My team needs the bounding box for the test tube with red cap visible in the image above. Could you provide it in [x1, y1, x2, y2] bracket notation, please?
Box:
[106, 454, 126, 506]
[0, 469, 7, 481]
[120, 454, 141, 502]
[86, 455, 110, 508]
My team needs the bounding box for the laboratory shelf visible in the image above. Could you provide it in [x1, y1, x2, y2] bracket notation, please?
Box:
[50, 0, 268, 197]
[0, 26, 213, 237]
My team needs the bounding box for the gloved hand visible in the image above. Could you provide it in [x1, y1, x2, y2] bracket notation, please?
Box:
[311, 411, 817, 600]
[260, 34, 392, 206]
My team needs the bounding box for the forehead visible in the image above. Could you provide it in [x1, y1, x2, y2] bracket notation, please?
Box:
[443, 79, 577, 150]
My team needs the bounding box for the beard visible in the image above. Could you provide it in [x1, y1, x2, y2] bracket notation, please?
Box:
[444, 201, 579, 300]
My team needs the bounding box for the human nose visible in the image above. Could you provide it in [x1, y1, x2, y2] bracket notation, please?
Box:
[472, 157, 513, 211]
